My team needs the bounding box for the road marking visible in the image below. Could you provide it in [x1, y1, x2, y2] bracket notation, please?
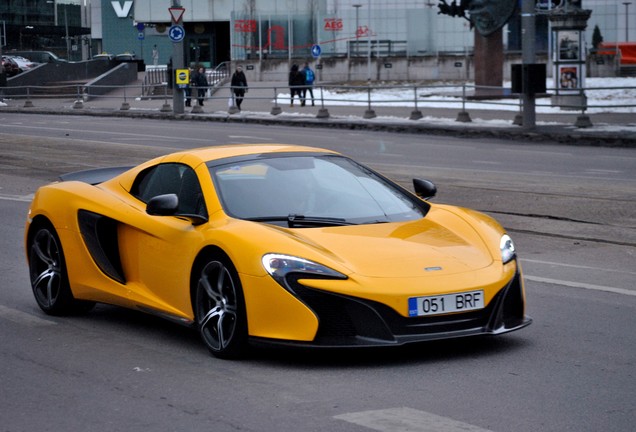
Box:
[522, 258, 636, 276]
[472, 160, 500, 165]
[0, 193, 33, 202]
[585, 169, 621, 174]
[525, 275, 635, 297]
[0, 305, 57, 326]
[228, 135, 273, 141]
[334, 407, 493, 432]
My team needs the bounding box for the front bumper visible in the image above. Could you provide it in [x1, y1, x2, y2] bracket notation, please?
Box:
[251, 268, 531, 348]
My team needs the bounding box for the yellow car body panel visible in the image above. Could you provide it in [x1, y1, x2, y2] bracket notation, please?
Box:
[240, 274, 320, 341]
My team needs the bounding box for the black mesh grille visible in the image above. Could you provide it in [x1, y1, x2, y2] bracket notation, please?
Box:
[286, 270, 525, 346]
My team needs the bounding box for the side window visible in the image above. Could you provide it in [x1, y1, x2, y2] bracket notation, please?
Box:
[132, 163, 207, 217]
[133, 164, 182, 202]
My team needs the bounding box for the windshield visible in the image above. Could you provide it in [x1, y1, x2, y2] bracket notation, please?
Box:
[209, 154, 428, 226]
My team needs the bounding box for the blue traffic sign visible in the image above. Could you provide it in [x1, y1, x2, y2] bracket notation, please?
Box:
[137, 32, 145, 40]
[311, 44, 321, 58]
[169, 25, 185, 43]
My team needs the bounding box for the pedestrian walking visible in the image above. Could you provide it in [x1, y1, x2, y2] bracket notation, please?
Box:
[288, 64, 306, 107]
[230, 65, 248, 110]
[192, 66, 208, 106]
[301, 62, 315, 106]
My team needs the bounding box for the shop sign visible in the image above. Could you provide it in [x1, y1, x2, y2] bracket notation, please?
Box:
[324, 18, 343, 31]
[235, 20, 257, 33]
[111, 1, 133, 19]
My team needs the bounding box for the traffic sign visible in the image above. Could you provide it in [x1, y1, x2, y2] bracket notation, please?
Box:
[168, 25, 185, 43]
[137, 32, 145, 40]
[311, 44, 321, 58]
[175, 68, 190, 89]
[169, 6, 185, 24]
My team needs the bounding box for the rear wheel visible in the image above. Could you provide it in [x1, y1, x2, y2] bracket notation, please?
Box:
[194, 253, 248, 359]
[29, 222, 94, 315]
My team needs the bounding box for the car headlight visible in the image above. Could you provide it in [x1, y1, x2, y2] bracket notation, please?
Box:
[500, 234, 516, 264]
[262, 254, 347, 285]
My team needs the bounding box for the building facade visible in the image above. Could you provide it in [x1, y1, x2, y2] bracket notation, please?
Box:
[0, 0, 89, 61]
[2, 1, 633, 71]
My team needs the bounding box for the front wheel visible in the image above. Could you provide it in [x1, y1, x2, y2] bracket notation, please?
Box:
[194, 253, 248, 359]
[29, 222, 94, 315]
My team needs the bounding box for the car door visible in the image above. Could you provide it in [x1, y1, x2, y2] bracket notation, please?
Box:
[118, 162, 209, 320]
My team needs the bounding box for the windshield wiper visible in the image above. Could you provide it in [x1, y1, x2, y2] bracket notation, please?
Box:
[246, 214, 355, 227]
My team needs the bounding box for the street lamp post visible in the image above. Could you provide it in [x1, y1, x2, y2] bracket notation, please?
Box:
[521, 0, 536, 129]
[353, 4, 361, 57]
[63, 5, 70, 60]
[623, 2, 631, 41]
[367, 0, 371, 82]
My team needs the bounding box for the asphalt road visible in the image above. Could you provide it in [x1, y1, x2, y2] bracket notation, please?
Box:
[1, 113, 635, 432]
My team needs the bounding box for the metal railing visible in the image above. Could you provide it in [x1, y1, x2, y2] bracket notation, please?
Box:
[1, 80, 633, 128]
[141, 62, 231, 97]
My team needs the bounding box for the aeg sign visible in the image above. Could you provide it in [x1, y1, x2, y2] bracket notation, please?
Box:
[111, 1, 133, 18]
[324, 18, 343, 31]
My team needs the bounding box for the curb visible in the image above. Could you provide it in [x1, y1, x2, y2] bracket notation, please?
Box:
[2, 105, 635, 148]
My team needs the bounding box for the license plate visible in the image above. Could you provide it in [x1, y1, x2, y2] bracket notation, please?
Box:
[408, 290, 484, 317]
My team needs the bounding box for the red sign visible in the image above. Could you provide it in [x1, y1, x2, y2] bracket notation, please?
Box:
[235, 20, 257, 33]
[324, 18, 343, 31]
[356, 25, 371, 37]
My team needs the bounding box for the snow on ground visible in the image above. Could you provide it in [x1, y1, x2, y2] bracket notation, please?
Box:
[277, 77, 636, 114]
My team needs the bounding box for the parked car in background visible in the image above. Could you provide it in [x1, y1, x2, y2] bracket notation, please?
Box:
[5, 50, 66, 64]
[115, 53, 136, 61]
[2, 56, 21, 76]
[115, 52, 145, 71]
[93, 53, 114, 61]
[7, 55, 38, 72]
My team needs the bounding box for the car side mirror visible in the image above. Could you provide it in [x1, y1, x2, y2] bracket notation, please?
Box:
[413, 179, 437, 200]
[146, 193, 179, 216]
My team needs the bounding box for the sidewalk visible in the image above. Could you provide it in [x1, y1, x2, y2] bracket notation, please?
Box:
[2, 80, 635, 147]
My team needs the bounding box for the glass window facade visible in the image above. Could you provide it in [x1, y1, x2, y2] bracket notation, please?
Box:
[0, 0, 88, 60]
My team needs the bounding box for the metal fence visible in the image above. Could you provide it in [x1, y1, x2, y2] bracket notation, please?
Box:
[1, 80, 634, 128]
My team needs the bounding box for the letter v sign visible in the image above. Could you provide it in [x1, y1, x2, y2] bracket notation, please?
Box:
[111, 1, 133, 18]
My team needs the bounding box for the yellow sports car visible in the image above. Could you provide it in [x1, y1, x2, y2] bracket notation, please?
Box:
[25, 144, 531, 358]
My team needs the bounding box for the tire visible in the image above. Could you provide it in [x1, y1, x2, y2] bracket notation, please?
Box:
[28, 222, 95, 315]
[194, 252, 248, 359]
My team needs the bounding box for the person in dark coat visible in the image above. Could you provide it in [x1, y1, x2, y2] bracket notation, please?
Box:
[230, 65, 248, 110]
[192, 66, 208, 106]
[288, 64, 306, 107]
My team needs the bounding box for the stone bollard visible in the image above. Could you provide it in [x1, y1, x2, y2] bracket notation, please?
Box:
[456, 111, 471, 122]
[575, 115, 593, 128]
[363, 109, 376, 119]
[316, 108, 330, 119]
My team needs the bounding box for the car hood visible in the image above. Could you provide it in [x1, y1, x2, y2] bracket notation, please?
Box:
[266, 207, 495, 278]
